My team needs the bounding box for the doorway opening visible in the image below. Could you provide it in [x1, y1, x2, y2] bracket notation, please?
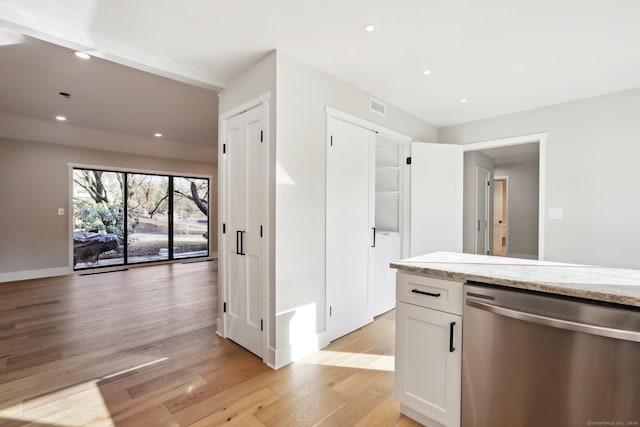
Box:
[463, 133, 546, 260]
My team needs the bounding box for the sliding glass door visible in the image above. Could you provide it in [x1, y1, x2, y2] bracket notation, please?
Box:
[73, 169, 125, 268]
[173, 177, 209, 259]
[127, 174, 170, 264]
[72, 168, 209, 270]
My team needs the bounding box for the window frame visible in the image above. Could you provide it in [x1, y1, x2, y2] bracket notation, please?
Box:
[70, 164, 211, 271]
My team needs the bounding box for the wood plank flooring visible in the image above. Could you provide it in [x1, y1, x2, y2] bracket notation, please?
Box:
[0, 261, 422, 426]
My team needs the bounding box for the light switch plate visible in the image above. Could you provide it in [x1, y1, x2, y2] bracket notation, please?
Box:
[548, 207, 563, 220]
[58, 208, 65, 216]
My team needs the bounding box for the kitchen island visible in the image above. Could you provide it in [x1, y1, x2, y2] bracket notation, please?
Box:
[391, 252, 640, 427]
[391, 251, 640, 307]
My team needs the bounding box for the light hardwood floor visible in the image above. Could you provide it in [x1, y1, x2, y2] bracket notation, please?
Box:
[0, 261, 421, 426]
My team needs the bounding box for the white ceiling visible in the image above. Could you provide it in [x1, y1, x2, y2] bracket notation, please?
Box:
[2, 0, 640, 128]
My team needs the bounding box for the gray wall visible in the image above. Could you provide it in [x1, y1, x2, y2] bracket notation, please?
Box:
[463, 152, 494, 254]
[441, 87, 640, 269]
[0, 137, 215, 276]
[495, 160, 539, 258]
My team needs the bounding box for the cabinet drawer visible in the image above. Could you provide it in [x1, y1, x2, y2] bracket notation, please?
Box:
[397, 272, 463, 315]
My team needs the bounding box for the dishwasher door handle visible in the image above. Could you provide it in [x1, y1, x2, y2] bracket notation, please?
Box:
[466, 299, 640, 343]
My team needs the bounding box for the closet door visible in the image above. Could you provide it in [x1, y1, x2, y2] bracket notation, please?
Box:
[223, 104, 264, 357]
[241, 106, 264, 357]
[326, 118, 375, 341]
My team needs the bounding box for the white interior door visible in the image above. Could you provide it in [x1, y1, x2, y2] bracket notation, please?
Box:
[493, 178, 507, 256]
[223, 104, 263, 357]
[326, 118, 375, 341]
[224, 112, 246, 347]
[410, 143, 463, 256]
[475, 166, 490, 255]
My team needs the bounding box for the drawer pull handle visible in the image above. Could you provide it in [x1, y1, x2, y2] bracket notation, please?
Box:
[449, 321, 456, 352]
[411, 289, 441, 298]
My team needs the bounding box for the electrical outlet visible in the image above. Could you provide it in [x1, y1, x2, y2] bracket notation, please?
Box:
[58, 208, 65, 216]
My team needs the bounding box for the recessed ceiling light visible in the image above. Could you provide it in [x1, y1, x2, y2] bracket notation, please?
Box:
[74, 51, 90, 59]
[154, 133, 163, 138]
[55, 115, 67, 121]
[364, 24, 375, 32]
[423, 70, 431, 75]
[460, 98, 468, 103]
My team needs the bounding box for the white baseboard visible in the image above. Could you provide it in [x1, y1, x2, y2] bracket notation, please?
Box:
[216, 318, 224, 337]
[400, 404, 445, 427]
[269, 330, 331, 370]
[0, 267, 71, 283]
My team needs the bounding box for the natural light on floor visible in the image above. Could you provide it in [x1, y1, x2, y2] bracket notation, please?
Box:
[0, 357, 170, 426]
[0, 379, 112, 427]
[297, 350, 395, 372]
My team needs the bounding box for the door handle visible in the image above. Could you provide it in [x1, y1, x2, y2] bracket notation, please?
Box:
[411, 289, 441, 298]
[372, 227, 376, 247]
[240, 231, 245, 256]
[236, 230, 241, 255]
[449, 321, 456, 352]
[466, 299, 640, 342]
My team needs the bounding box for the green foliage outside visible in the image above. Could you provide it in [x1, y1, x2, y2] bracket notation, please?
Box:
[73, 170, 209, 263]
[73, 198, 125, 235]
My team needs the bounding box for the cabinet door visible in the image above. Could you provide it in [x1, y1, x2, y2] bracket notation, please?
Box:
[410, 142, 463, 256]
[326, 118, 375, 341]
[395, 301, 462, 427]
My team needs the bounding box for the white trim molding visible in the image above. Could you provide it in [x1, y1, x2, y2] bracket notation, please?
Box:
[268, 331, 330, 370]
[0, 267, 70, 283]
[220, 92, 272, 120]
[325, 106, 412, 143]
[67, 163, 213, 180]
[462, 132, 548, 151]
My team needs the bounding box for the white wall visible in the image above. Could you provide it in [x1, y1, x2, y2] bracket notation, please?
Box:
[495, 160, 539, 259]
[463, 152, 494, 254]
[273, 52, 437, 364]
[441, 87, 640, 269]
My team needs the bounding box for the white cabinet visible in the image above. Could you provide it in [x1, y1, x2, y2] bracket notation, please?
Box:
[395, 273, 463, 427]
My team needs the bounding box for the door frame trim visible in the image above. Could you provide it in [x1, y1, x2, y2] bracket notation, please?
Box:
[474, 166, 491, 255]
[325, 106, 413, 143]
[463, 132, 547, 260]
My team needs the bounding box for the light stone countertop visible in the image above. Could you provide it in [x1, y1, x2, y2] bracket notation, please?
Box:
[390, 251, 640, 308]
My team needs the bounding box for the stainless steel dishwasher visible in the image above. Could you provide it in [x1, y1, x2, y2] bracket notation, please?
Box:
[462, 283, 640, 427]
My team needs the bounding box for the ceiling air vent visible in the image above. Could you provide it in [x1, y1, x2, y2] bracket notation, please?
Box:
[370, 98, 386, 116]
